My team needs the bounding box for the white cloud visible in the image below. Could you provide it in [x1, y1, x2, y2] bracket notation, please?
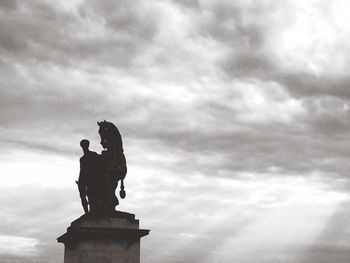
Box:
[0, 235, 38, 256]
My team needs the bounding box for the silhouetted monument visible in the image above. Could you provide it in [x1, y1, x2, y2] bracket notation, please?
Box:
[77, 121, 127, 215]
[58, 121, 149, 263]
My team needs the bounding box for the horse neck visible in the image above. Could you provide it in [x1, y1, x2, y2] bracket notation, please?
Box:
[110, 136, 121, 160]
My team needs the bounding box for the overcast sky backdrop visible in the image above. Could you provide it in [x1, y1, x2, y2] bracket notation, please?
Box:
[1, 0, 350, 262]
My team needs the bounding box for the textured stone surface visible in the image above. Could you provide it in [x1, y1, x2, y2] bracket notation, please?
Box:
[57, 211, 149, 263]
[71, 212, 139, 230]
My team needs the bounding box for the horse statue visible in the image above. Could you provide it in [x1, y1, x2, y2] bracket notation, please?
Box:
[98, 120, 127, 202]
[77, 120, 127, 215]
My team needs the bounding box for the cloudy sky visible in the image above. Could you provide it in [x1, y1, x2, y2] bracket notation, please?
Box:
[2, 0, 350, 262]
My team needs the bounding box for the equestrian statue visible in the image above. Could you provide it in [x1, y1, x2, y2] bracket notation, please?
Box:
[77, 120, 127, 215]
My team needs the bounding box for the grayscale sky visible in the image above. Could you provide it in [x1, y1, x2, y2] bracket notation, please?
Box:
[1, 0, 350, 262]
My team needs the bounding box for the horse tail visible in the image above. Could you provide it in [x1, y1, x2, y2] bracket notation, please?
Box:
[119, 178, 126, 199]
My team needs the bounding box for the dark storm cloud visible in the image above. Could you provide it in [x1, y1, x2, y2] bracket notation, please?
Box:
[133, 120, 350, 181]
[1, 0, 350, 184]
[197, 1, 269, 48]
[196, 0, 350, 101]
[2, 0, 161, 68]
[193, 0, 280, 78]
[0, 0, 17, 10]
[279, 73, 350, 98]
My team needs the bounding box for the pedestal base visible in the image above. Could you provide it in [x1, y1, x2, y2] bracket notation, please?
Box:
[57, 211, 149, 263]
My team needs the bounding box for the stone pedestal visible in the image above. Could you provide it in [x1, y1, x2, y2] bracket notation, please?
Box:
[57, 211, 149, 263]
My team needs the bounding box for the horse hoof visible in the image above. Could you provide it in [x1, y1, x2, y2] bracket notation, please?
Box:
[120, 189, 126, 199]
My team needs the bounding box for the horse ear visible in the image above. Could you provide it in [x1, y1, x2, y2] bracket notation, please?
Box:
[97, 121, 100, 126]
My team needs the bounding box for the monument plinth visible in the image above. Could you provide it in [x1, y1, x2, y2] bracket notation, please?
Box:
[58, 211, 149, 263]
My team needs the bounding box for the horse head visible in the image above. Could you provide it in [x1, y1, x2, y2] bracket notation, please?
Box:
[97, 120, 123, 152]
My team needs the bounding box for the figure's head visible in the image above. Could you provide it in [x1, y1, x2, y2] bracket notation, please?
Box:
[80, 139, 90, 151]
